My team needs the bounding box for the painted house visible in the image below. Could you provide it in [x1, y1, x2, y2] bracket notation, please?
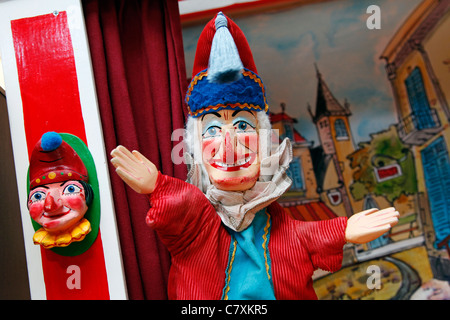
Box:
[380, 0, 450, 276]
[271, 104, 339, 223]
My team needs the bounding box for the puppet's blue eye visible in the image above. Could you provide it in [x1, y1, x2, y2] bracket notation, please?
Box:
[208, 127, 217, 136]
[237, 121, 247, 131]
[30, 191, 46, 203]
[234, 120, 255, 132]
[202, 126, 221, 138]
[63, 184, 82, 195]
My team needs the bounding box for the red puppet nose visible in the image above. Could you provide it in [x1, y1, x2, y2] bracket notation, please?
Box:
[44, 194, 60, 212]
[223, 131, 238, 164]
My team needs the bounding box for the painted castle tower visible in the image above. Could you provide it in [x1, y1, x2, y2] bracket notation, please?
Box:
[308, 65, 360, 218]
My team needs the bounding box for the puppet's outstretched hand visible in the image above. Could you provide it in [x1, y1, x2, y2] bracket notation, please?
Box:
[345, 207, 399, 244]
[110, 145, 158, 194]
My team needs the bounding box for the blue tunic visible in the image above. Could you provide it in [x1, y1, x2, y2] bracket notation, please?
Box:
[222, 209, 276, 300]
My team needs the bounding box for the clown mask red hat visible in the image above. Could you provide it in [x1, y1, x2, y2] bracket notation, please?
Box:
[29, 131, 88, 189]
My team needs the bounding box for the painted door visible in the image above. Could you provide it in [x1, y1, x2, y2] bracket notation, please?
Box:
[421, 136, 450, 248]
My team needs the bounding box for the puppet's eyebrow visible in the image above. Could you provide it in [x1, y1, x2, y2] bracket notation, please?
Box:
[231, 110, 254, 117]
[30, 185, 49, 191]
[201, 112, 221, 121]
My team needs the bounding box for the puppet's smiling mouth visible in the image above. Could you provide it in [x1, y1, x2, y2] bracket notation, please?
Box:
[209, 153, 256, 171]
[43, 209, 71, 219]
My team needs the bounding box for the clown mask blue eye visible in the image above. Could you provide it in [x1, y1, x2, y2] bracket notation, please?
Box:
[234, 120, 255, 133]
[63, 184, 82, 195]
[202, 123, 222, 139]
[30, 191, 46, 203]
[207, 127, 217, 136]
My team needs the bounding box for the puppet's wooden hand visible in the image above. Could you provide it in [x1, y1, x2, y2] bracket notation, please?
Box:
[110, 145, 158, 194]
[345, 207, 399, 244]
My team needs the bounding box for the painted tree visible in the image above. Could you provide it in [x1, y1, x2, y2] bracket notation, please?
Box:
[348, 125, 417, 203]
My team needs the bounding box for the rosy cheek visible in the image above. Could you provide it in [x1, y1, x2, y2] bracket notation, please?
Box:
[29, 203, 44, 221]
[238, 133, 258, 152]
[202, 138, 221, 160]
[64, 195, 87, 211]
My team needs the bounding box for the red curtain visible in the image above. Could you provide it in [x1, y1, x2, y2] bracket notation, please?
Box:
[82, 0, 188, 299]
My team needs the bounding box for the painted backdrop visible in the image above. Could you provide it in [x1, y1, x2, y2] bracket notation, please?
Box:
[181, 0, 450, 300]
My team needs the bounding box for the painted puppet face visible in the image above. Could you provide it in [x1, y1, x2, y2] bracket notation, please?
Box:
[28, 180, 88, 233]
[200, 109, 260, 191]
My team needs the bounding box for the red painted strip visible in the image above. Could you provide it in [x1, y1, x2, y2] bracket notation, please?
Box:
[11, 11, 87, 156]
[318, 201, 338, 219]
[288, 205, 305, 221]
[11, 12, 110, 300]
[295, 204, 313, 221]
[41, 231, 109, 300]
[304, 203, 321, 221]
[309, 202, 330, 220]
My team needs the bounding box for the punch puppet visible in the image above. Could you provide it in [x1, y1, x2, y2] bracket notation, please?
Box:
[27, 132, 98, 255]
[110, 12, 399, 299]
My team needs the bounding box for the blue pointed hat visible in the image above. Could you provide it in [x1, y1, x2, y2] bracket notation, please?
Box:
[186, 12, 269, 118]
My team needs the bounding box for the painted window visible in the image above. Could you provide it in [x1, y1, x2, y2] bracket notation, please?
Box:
[319, 119, 328, 129]
[287, 157, 304, 190]
[334, 119, 348, 139]
[283, 123, 294, 140]
[405, 67, 436, 130]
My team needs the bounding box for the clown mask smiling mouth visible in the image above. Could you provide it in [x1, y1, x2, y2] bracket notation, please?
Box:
[200, 109, 260, 191]
[208, 152, 257, 171]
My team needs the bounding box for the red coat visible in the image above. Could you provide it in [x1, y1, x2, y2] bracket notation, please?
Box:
[146, 173, 348, 300]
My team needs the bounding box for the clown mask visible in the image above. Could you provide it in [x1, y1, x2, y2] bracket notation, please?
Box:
[200, 109, 260, 191]
[27, 132, 92, 249]
[28, 180, 89, 233]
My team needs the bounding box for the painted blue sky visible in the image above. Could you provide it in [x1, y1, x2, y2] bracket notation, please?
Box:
[182, 0, 423, 146]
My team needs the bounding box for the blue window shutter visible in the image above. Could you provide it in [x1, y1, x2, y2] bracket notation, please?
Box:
[405, 67, 435, 130]
[421, 137, 450, 248]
